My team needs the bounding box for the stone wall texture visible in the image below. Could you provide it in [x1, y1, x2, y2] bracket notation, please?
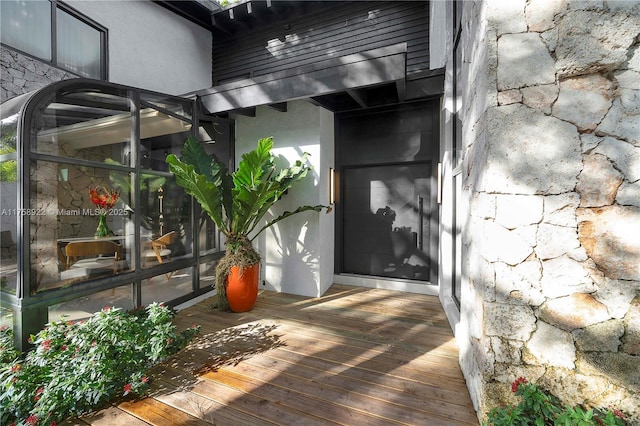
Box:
[458, 0, 640, 422]
[1, 46, 76, 103]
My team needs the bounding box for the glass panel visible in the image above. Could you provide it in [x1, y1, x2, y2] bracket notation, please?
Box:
[198, 214, 219, 256]
[195, 119, 231, 256]
[199, 259, 218, 293]
[339, 103, 439, 165]
[56, 8, 102, 79]
[30, 161, 134, 292]
[142, 267, 193, 305]
[343, 164, 431, 280]
[141, 93, 192, 122]
[1, 113, 19, 295]
[32, 90, 132, 165]
[453, 172, 462, 305]
[0, 0, 51, 60]
[139, 106, 192, 173]
[49, 284, 135, 323]
[454, 33, 463, 167]
[140, 174, 193, 269]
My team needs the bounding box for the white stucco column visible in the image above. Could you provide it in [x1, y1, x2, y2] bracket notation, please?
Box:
[235, 101, 335, 297]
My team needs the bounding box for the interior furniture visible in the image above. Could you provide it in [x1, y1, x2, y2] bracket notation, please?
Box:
[142, 231, 177, 280]
[64, 240, 123, 273]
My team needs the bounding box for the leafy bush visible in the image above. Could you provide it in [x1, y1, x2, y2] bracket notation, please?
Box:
[0, 303, 199, 426]
[484, 377, 627, 426]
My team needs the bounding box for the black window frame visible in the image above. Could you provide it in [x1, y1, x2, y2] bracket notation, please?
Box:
[1, 0, 108, 80]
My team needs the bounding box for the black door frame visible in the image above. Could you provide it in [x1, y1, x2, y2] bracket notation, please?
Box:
[334, 99, 440, 284]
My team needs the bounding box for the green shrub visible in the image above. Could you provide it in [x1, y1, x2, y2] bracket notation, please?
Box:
[0, 303, 200, 426]
[484, 377, 627, 426]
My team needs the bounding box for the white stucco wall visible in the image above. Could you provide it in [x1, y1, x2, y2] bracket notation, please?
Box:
[235, 101, 335, 298]
[67, 0, 211, 95]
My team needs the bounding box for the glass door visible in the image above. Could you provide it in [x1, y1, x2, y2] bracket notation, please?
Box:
[342, 163, 431, 280]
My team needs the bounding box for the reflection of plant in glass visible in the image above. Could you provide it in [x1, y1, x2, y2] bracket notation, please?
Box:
[0, 149, 17, 182]
[104, 158, 167, 232]
[484, 377, 628, 426]
[104, 158, 166, 194]
[0, 115, 18, 182]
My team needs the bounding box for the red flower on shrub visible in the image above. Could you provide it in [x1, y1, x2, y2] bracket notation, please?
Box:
[613, 409, 625, 419]
[41, 339, 52, 351]
[511, 376, 527, 393]
[141, 376, 149, 383]
[123, 383, 133, 395]
[34, 387, 44, 401]
[25, 414, 39, 425]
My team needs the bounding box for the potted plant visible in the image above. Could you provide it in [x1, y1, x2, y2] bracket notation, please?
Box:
[167, 136, 330, 312]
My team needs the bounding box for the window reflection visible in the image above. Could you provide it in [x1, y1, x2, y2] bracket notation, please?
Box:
[142, 267, 193, 306]
[0, 0, 105, 79]
[140, 175, 193, 269]
[0, 114, 18, 295]
[49, 284, 135, 323]
[29, 161, 134, 292]
[33, 90, 133, 162]
[0, 0, 51, 61]
[56, 8, 102, 79]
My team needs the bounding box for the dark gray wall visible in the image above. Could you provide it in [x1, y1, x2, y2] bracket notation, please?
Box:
[0, 46, 76, 103]
[212, 1, 429, 84]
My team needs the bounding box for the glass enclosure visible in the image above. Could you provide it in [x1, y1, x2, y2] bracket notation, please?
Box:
[0, 79, 231, 348]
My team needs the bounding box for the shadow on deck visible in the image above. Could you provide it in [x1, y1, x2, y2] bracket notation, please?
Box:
[68, 284, 479, 425]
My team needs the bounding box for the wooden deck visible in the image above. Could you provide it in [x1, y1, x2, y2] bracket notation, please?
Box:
[70, 284, 478, 425]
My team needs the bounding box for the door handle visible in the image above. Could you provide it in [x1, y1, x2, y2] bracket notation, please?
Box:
[418, 195, 424, 250]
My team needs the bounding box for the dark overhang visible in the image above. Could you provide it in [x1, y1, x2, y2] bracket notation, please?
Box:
[195, 43, 444, 115]
[209, 1, 342, 36]
[153, 0, 219, 31]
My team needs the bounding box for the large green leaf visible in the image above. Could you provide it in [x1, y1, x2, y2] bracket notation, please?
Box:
[168, 136, 330, 247]
[166, 154, 227, 234]
[233, 137, 273, 190]
[182, 136, 215, 181]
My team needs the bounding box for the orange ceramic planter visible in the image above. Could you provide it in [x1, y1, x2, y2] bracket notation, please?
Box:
[226, 263, 259, 312]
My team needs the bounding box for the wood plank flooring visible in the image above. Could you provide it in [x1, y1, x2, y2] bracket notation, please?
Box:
[68, 284, 478, 425]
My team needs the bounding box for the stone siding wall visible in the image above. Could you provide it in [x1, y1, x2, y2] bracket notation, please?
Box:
[458, 0, 640, 421]
[1, 46, 76, 103]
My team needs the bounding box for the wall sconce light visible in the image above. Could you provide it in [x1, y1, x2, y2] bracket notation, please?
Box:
[329, 167, 335, 205]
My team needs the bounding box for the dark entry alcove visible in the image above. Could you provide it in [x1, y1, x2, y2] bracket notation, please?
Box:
[335, 100, 440, 284]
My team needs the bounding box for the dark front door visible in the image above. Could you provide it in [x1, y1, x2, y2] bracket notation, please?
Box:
[343, 163, 431, 280]
[336, 101, 439, 283]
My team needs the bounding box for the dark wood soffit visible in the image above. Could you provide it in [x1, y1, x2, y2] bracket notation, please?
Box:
[211, 1, 342, 36]
[197, 43, 408, 114]
[153, 1, 217, 31]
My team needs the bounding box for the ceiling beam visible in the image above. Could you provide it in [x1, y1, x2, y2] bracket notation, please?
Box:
[211, 14, 233, 35]
[346, 88, 367, 109]
[266, 102, 287, 112]
[198, 44, 407, 114]
[229, 107, 256, 118]
[396, 79, 406, 102]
